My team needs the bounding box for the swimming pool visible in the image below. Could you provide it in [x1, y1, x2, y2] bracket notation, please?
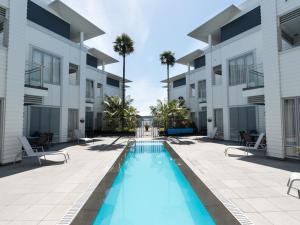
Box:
[92, 141, 216, 225]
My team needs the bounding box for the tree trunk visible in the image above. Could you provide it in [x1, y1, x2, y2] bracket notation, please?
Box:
[167, 64, 170, 103]
[122, 55, 126, 130]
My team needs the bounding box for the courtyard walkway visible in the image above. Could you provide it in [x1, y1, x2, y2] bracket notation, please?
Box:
[0, 137, 127, 225]
[168, 136, 300, 225]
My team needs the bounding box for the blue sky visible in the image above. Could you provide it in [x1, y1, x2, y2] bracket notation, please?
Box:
[62, 0, 244, 115]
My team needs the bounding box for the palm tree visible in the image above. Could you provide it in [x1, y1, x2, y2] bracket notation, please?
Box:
[113, 33, 134, 129]
[104, 95, 137, 130]
[160, 51, 175, 102]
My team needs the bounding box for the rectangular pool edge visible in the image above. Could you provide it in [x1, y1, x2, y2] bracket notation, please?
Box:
[71, 141, 242, 225]
[70, 144, 131, 225]
[164, 142, 241, 225]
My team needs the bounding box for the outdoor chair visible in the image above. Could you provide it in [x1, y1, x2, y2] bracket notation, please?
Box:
[73, 129, 94, 144]
[287, 172, 300, 198]
[16, 136, 69, 166]
[225, 133, 267, 156]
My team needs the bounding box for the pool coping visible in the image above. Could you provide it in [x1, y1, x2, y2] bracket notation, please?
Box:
[165, 142, 253, 225]
[64, 141, 251, 225]
[58, 144, 131, 225]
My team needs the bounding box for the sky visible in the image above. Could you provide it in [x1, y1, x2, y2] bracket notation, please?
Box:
[61, 0, 244, 115]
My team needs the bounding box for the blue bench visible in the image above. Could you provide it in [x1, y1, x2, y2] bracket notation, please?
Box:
[167, 128, 194, 135]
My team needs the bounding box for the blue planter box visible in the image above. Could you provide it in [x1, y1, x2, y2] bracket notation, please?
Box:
[167, 128, 194, 135]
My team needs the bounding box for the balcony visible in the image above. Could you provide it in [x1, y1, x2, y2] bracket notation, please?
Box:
[24, 62, 48, 97]
[243, 64, 265, 104]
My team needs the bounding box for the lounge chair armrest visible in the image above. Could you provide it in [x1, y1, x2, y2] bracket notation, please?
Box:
[246, 142, 256, 147]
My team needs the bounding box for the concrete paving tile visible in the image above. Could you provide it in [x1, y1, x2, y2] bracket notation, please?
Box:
[262, 212, 300, 225]
[244, 213, 273, 225]
[0, 205, 30, 221]
[230, 198, 257, 213]
[15, 205, 54, 221]
[43, 205, 71, 221]
[244, 198, 281, 212]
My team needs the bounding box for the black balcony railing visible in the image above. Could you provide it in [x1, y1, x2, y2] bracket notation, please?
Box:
[246, 64, 264, 89]
[25, 62, 45, 89]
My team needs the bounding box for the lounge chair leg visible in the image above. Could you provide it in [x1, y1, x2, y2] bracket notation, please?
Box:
[298, 190, 300, 199]
[287, 181, 294, 195]
[64, 154, 67, 163]
[67, 153, 70, 159]
[38, 157, 42, 166]
[287, 178, 290, 187]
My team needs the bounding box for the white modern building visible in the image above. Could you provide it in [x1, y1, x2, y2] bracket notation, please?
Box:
[0, 0, 130, 164]
[163, 0, 300, 159]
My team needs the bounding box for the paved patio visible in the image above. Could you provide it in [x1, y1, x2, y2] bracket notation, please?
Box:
[1, 136, 300, 225]
[167, 136, 300, 225]
[0, 137, 128, 225]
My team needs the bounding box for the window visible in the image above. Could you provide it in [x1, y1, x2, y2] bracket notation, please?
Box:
[198, 80, 206, 102]
[107, 77, 120, 88]
[29, 107, 60, 142]
[229, 53, 254, 86]
[279, 8, 300, 51]
[283, 98, 300, 158]
[194, 55, 206, 69]
[86, 80, 94, 99]
[212, 65, 222, 86]
[69, 63, 79, 85]
[229, 106, 257, 141]
[173, 78, 186, 88]
[214, 108, 224, 138]
[68, 109, 78, 137]
[32, 49, 61, 85]
[190, 84, 196, 97]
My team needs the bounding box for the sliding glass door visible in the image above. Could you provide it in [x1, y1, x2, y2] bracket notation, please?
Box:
[284, 98, 300, 158]
[230, 106, 257, 141]
[198, 107, 207, 135]
[29, 107, 60, 142]
[214, 108, 223, 139]
[68, 109, 78, 138]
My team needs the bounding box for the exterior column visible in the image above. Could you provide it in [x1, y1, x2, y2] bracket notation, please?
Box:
[1, 0, 27, 164]
[80, 32, 84, 46]
[261, 0, 284, 158]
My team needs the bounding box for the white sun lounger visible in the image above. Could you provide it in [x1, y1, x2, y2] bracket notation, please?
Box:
[225, 133, 266, 156]
[73, 129, 94, 144]
[16, 136, 69, 165]
[287, 172, 300, 198]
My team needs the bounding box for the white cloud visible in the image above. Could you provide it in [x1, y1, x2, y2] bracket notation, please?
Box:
[128, 78, 166, 116]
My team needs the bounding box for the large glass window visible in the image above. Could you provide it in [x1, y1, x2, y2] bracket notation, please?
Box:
[69, 63, 79, 85]
[190, 84, 196, 97]
[229, 53, 254, 86]
[29, 107, 60, 142]
[68, 109, 78, 138]
[214, 108, 224, 139]
[86, 80, 94, 99]
[198, 80, 206, 102]
[32, 49, 61, 85]
[229, 106, 257, 141]
[284, 98, 300, 158]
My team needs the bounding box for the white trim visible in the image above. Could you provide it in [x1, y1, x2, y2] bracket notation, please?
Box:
[27, 21, 88, 52]
[206, 25, 261, 53]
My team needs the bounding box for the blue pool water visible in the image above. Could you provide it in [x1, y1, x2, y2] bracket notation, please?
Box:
[93, 141, 216, 225]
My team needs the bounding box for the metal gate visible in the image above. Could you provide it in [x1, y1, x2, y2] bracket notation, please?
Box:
[136, 117, 159, 138]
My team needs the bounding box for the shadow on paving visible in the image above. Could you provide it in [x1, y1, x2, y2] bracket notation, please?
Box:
[0, 157, 65, 178]
[238, 155, 300, 172]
